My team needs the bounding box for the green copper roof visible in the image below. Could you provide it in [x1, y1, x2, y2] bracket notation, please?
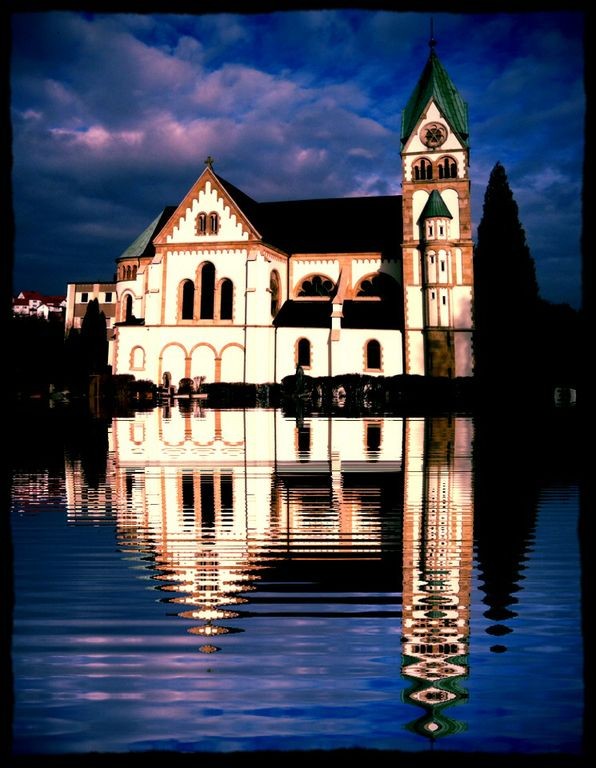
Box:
[417, 190, 453, 222]
[118, 207, 175, 260]
[401, 48, 469, 146]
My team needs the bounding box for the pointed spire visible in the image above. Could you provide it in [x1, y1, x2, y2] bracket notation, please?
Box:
[401, 38, 469, 147]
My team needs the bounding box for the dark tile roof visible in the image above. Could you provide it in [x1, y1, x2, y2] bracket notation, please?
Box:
[341, 299, 403, 329]
[215, 173, 402, 257]
[255, 196, 402, 257]
[273, 300, 332, 328]
[273, 299, 403, 330]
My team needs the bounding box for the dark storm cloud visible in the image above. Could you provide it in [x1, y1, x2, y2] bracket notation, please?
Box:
[10, 9, 585, 307]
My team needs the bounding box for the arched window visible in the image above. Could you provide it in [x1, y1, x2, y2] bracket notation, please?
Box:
[126, 265, 132, 280]
[414, 158, 433, 180]
[124, 294, 133, 322]
[181, 279, 195, 320]
[220, 278, 233, 320]
[199, 262, 215, 319]
[196, 213, 207, 235]
[298, 274, 334, 297]
[356, 272, 400, 300]
[366, 339, 381, 370]
[132, 265, 137, 278]
[297, 338, 311, 367]
[438, 157, 457, 179]
[131, 346, 145, 370]
[270, 270, 281, 317]
[209, 212, 219, 234]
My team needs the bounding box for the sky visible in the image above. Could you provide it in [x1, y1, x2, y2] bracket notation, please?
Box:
[8, 7, 586, 308]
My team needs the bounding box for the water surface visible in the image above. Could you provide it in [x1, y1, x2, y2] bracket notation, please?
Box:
[10, 405, 583, 757]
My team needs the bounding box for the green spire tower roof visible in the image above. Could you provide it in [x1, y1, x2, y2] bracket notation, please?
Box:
[401, 46, 469, 146]
[417, 189, 453, 223]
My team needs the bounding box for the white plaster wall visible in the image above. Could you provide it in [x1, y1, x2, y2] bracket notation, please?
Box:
[245, 252, 283, 325]
[245, 326, 277, 382]
[64, 283, 77, 331]
[160, 343, 187, 386]
[455, 332, 474, 377]
[143, 260, 164, 324]
[451, 286, 473, 329]
[330, 330, 403, 377]
[455, 248, 463, 285]
[442, 189, 461, 240]
[412, 189, 429, 240]
[402, 101, 467, 183]
[190, 343, 218, 382]
[437, 249, 451, 284]
[275, 327, 331, 379]
[167, 182, 249, 244]
[412, 188, 460, 242]
[220, 343, 246, 383]
[426, 252, 437, 284]
[291, 258, 340, 294]
[427, 290, 439, 326]
[439, 287, 450, 326]
[406, 330, 425, 375]
[411, 248, 420, 286]
[162, 248, 248, 325]
[351, 257, 383, 286]
[406, 285, 424, 328]
[114, 325, 251, 385]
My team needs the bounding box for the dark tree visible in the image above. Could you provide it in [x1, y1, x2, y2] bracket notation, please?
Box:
[473, 162, 541, 391]
[79, 298, 108, 376]
[10, 314, 67, 398]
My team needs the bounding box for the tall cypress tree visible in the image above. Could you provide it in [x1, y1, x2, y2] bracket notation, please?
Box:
[473, 162, 540, 388]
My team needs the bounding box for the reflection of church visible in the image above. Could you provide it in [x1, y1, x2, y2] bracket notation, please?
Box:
[105, 41, 474, 387]
[64, 405, 473, 729]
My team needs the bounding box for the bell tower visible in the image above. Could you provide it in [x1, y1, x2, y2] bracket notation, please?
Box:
[400, 37, 474, 377]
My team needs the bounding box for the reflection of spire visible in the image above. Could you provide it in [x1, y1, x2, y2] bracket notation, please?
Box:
[401, 417, 473, 740]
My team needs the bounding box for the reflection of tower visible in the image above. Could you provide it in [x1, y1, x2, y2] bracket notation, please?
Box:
[401, 416, 474, 739]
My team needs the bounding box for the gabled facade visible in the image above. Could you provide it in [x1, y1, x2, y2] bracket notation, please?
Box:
[110, 44, 474, 389]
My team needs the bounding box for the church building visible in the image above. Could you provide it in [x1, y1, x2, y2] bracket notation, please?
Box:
[109, 42, 474, 389]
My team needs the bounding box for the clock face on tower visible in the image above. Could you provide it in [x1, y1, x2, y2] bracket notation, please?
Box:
[420, 122, 447, 149]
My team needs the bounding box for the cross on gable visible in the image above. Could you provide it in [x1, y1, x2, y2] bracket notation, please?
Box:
[204, 155, 215, 169]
